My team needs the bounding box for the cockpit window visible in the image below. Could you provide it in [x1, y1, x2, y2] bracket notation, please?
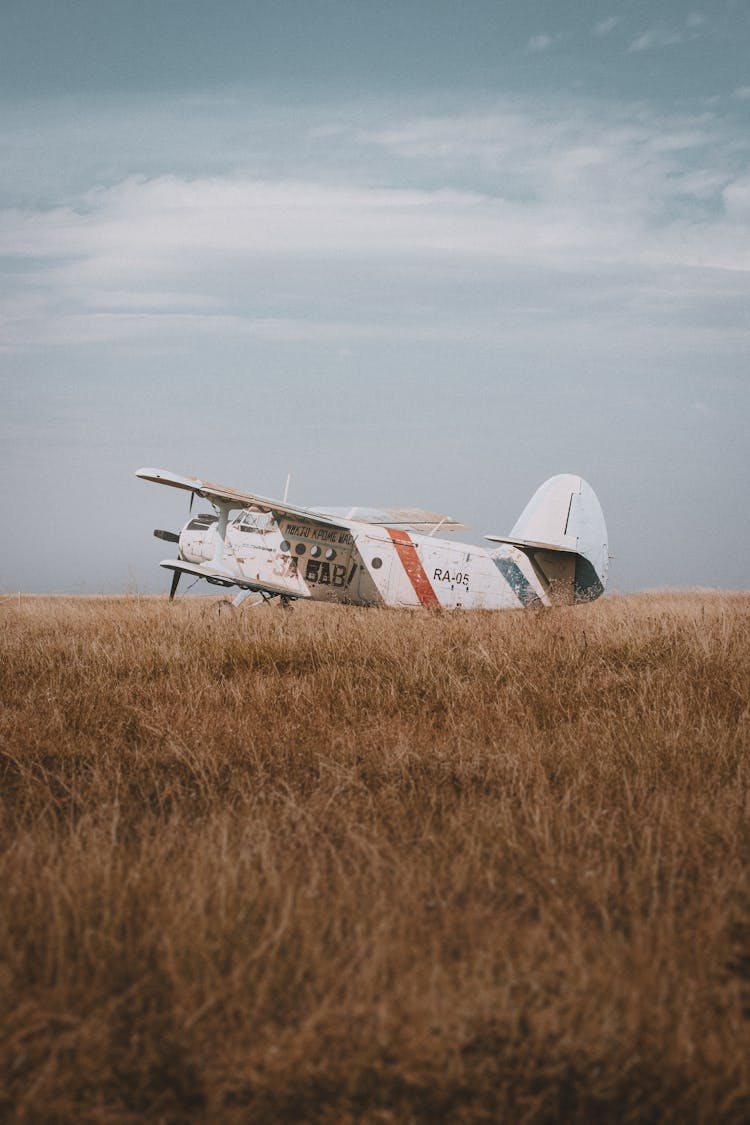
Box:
[187, 514, 218, 531]
[233, 510, 274, 534]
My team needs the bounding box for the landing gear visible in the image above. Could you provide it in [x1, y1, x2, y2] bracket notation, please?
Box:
[230, 589, 294, 611]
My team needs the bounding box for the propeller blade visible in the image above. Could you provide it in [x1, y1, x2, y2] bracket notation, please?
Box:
[169, 570, 181, 601]
[189, 491, 194, 514]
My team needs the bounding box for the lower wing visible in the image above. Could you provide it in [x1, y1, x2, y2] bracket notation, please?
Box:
[159, 559, 310, 599]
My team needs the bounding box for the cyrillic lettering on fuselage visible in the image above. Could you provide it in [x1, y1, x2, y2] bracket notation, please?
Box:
[281, 522, 353, 547]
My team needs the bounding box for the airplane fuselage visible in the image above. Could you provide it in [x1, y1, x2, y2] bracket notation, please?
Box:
[179, 510, 544, 610]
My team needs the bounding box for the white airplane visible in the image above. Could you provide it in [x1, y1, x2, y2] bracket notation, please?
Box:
[136, 468, 608, 610]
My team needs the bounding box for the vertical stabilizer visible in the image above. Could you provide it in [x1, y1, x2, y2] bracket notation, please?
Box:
[508, 474, 608, 601]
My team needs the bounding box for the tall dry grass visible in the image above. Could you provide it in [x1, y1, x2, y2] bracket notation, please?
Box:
[0, 592, 748, 1122]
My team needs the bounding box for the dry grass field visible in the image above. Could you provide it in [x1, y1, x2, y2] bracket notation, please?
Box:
[0, 591, 748, 1123]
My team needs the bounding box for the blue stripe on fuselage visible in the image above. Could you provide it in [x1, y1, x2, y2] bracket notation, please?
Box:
[492, 555, 543, 608]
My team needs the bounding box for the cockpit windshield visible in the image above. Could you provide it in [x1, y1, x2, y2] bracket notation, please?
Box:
[233, 510, 274, 534]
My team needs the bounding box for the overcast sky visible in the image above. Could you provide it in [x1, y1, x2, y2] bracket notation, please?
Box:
[1, 0, 748, 593]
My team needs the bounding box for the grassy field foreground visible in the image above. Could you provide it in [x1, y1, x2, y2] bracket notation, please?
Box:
[0, 592, 748, 1122]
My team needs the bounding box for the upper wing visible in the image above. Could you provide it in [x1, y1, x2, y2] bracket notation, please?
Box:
[135, 468, 352, 531]
[313, 505, 468, 533]
[136, 468, 467, 533]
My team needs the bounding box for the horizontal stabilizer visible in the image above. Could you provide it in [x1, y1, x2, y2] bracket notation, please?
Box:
[484, 535, 578, 554]
[153, 529, 179, 543]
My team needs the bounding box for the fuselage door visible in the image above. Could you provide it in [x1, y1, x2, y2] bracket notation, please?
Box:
[351, 533, 392, 605]
[422, 542, 472, 608]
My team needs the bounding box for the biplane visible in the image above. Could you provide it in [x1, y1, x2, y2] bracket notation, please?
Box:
[136, 468, 608, 610]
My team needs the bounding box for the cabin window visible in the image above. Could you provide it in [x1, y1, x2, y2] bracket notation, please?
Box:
[295, 543, 306, 555]
[372, 557, 383, 569]
[325, 548, 336, 561]
[279, 540, 291, 552]
[234, 510, 273, 534]
[310, 545, 321, 557]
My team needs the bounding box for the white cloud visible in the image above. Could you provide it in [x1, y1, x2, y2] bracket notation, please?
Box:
[733, 85, 750, 99]
[1, 98, 748, 351]
[593, 16, 619, 36]
[526, 34, 553, 53]
[629, 27, 687, 51]
[723, 176, 750, 217]
[629, 13, 708, 51]
[691, 399, 712, 416]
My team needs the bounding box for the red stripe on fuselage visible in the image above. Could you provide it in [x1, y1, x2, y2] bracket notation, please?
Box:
[385, 528, 440, 608]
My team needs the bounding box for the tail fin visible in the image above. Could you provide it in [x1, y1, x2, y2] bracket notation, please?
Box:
[486, 474, 608, 604]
